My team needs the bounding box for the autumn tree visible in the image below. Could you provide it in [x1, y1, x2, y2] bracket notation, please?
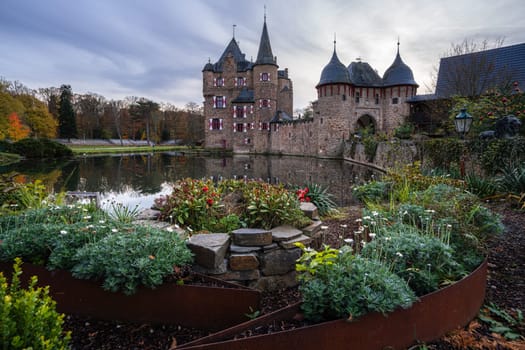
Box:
[75, 93, 106, 139]
[7, 112, 30, 141]
[130, 98, 159, 145]
[58, 84, 77, 140]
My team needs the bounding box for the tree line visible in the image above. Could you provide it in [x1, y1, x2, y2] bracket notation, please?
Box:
[0, 79, 204, 145]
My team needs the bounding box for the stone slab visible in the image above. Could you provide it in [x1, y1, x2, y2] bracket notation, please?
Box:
[271, 225, 303, 242]
[230, 244, 262, 254]
[279, 234, 312, 249]
[261, 248, 302, 276]
[230, 253, 260, 271]
[302, 220, 323, 237]
[215, 269, 261, 281]
[232, 228, 272, 246]
[250, 271, 298, 291]
[186, 233, 230, 269]
[300, 202, 319, 220]
[191, 259, 228, 275]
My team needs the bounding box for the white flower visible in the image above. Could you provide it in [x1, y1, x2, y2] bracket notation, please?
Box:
[98, 220, 105, 224]
[83, 215, 92, 220]
[166, 227, 174, 232]
[369, 233, 376, 239]
[425, 209, 436, 213]
[446, 224, 452, 228]
[355, 218, 362, 223]
[320, 225, 329, 230]
[87, 224, 94, 229]
[360, 240, 366, 247]
[385, 236, 391, 241]
[396, 252, 403, 258]
[344, 238, 354, 245]
[340, 224, 348, 229]
[363, 216, 371, 220]
[111, 228, 118, 233]
[60, 230, 67, 235]
[372, 211, 379, 217]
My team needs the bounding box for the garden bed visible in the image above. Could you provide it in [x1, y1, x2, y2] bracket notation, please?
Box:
[0, 262, 261, 331]
[177, 259, 487, 349]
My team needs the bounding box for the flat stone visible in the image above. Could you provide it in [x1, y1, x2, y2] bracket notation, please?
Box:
[261, 248, 302, 276]
[215, 269, 260, 281]
[263, 243, 279, 251]
[271, 225, 303, 242]
[279, 234, 312, 249]
[232, 228, 272, 246]
[191, 259, 228, 275]
[230, 253, 260, 271]
[230, 244, 262, 254]
[300, 202, 319, 220]
[250, 271, 298, 291]
[186, 233, 230, 269]
[302, 220, 323, 237]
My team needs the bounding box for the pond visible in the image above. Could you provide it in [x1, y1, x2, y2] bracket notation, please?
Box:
[0, 152, 380, 210]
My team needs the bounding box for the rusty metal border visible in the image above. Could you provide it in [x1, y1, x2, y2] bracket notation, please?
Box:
[0, 262, 261, 330]
[179, 259, 487, 349]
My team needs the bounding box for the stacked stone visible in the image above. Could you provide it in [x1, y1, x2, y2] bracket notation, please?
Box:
[186, 202, 323, 291]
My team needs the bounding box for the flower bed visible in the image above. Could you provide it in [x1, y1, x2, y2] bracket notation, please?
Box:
[0, 261, 261, 331]
[177, 259, 487, 349]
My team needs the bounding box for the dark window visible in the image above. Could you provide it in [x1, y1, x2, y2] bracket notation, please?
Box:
[261, 72, 269, 81]
[236, 106, 244, 118]
[215, 96, 225, 108]
[261, 122, 269, 130]
[262, 99, 269, 108]
[237, 77, 245, 86]
[375, 94, 380, 104]
[342, 94, 346, 101]
[392, 97, 399, 104]
[355, 92, 360, 103]
[236, 123, 244, 132]
[216, 77, 224, 87]
[211, 118, 221, 130]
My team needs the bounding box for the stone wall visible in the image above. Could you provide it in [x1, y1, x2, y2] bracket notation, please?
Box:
[186, 203, 323, 291]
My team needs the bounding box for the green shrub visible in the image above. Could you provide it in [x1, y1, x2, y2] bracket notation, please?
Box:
[465, 173, 498, 198]
[297, 248, 416, 322]
[352, 181, 391, 203]
[0, 258, 71, 349]
[71, 227, 193, 295]
[361, 227, 463, 295]
[497, 164, 525, 194]
[10, 138, 73, 158]
[394, 122, 414, 139]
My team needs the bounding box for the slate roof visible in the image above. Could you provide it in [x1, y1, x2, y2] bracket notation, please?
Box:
[204, 38, 252, 73]
[270, 110, 293, 123]
[383, 48, 418, 87]
[317, 49, 352, 87]
[435, 42, 525, 97]
[348, 61, 383, 87]
[231, 87, 255, 103]
[255, 21, 277, 66]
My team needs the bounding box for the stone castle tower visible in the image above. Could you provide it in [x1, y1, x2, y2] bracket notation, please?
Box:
[314, 40, 418, 156]
[202, 17, 293, 153]
[203, 20, 418, 158]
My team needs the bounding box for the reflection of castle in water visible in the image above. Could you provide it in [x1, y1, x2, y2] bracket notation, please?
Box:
[4, 154, 379, 207]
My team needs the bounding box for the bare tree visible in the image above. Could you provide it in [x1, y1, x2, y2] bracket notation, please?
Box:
[107, 100, 125, 145]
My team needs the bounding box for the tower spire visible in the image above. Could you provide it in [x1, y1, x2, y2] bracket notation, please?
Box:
[233, 24, 236, 39]
[255, 8, 277, 66]
[397, 36, 400, 54]
[333, 32, 337, 51]
[264, 4, 267, 22]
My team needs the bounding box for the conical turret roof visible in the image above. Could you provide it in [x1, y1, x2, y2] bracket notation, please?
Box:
[383, 42, 418, 86]
[255, 20, 277, 66]
[317, 44, 352, 87]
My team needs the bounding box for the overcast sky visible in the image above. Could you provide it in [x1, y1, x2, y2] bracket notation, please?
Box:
[1, 0, 524, 110]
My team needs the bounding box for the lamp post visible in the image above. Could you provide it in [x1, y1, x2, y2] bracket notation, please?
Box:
[454, 107, 473, 177]
[454, 108, 473, 139]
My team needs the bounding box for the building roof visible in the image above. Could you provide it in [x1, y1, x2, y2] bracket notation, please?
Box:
[270, 110, 293, 123]
[206, 38, 252, 73]
[348, 61, 383, 87]
[383, 44, 418, 87]
[317, 46, 352, 87]
[231, 87, 255, 103]
[255, 20, 277, 66]
[435, 42, 525, 97]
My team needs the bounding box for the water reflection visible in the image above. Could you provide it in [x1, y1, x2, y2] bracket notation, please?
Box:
[1, 153, 379, 209]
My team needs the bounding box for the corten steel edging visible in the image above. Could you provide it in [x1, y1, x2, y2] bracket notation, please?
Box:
[0, 262, 260, 331]
[180, 259, 487, 350]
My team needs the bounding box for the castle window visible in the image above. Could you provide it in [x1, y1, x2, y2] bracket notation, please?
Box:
[260, 72, 270, 81]
[214, 96, 226, 108]
[235, 123, 244, 132]
[244, 138, 251, 144]
[342, 94, 346, 101]
[261, 122, 269, 130]
[209, 118, 222, 130]
[236, 77, 246, 87]
[392, 97, 399, 105]
[375, 94, 380, 104]
[235, 106, 244, 118]
[355, 92, 360, 103]
[215, 77, 224, 87]
[260, 99, 270, 108]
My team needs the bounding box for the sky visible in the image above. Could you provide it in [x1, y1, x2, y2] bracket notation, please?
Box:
[1, 0, 525, 110]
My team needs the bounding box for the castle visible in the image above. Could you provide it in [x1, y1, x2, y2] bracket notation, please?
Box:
[203, 18, 418, 157]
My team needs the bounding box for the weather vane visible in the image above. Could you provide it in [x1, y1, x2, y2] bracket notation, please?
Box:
[233, 24, 236, 39]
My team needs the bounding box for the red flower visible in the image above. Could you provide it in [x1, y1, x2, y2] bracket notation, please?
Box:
[202, 186, 209, 192]
[502, 97, 508, 103]
[206, 198, 213, 206]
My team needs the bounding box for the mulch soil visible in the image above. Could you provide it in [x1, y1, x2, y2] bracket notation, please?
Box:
[64, 202, 524, 349]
